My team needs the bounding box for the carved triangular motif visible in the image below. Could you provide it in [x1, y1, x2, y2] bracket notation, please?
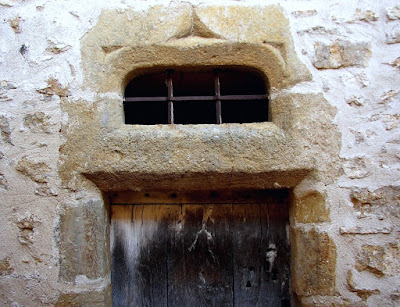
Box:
[174, 10, 223, 40]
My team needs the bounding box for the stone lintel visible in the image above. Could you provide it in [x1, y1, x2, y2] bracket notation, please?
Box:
[83, 168, 311, 192]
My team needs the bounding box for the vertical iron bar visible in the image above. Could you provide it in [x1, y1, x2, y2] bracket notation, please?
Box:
[167, 70, 174, 124]
[215, 71, 222, 124]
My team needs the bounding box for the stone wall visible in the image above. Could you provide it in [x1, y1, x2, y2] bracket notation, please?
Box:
[1, 1, 399, 306]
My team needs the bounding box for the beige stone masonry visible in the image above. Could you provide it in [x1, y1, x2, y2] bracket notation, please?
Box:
[54, 4, 343, 303]
[8, 1, 400, 305]
[60, 5, 340, 194]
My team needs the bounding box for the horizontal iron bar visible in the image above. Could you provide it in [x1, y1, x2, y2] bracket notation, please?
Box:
[124, 94, 268, 102]
[219, 95, 267, 101]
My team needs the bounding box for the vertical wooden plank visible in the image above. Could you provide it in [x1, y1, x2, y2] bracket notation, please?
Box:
[167, 204, 234, 307]
[111, 205, 173, 307]
[259, 202, 291, 307]
[232, 204, 263, 306]
[111, 191, 291, 307]
[110, 205, 133, 307]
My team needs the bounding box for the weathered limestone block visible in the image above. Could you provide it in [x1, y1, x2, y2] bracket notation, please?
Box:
[55, 285, 112, 307]
[0, 115, 12, 144]
[0, 0, 29, 6]
[0, 81, 16, 104]
[380, 89, 400, 104]
[340, 226, 392, 235]
[343, 157, 370, 179]
[291, 228, 337, 296]
[350, 186, 400, 219]
[347, 270, 380, 301]
[37, 78, 70, 98]
[292, 10, 317, 18]
[15, 156, 58, 196]
[372, 113, 400, 131]
[297, 26, 339, 36]
[390, 57, 400, 68]
[390, 290, 400, 302]
[0, 257, 13, 276]
[386, 28, 400, 44]
[353, 9, 379, 22]
[270, 93, 341, 184]
[0, 80, 17, 89]
[15, 213, 40, 246]
[313, 40, 371, 69]
[23, 112, 53, 134]
[0, 172, 7, 189]
[58, 199, 110, 282]
[356, 243, 400, 277]
[298, 295, 366, 307]
[46, 40, 72, 55]
[16, 157, 52, 184]
[386, 6, 400, 20]
[346, 95, 365, 107]
[293, 191, 330, 223]
[9, 16, 21, 33]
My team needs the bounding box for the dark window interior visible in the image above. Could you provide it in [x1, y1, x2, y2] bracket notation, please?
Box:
[222, 100, 269, 124]
[124, 69, 269, 125]
[174, 100, 216, 124]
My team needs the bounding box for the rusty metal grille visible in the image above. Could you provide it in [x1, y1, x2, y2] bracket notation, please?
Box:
[124, 69, 269, 125]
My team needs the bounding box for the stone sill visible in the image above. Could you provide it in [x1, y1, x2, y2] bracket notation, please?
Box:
[81, 122, 313, 191]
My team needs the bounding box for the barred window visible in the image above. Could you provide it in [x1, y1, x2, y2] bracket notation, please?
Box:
[124, 69, 269, 125]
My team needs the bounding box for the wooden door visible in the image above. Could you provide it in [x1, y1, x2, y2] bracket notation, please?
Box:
[110, 190, 290, 307]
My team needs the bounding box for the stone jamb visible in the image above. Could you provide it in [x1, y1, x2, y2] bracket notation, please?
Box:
[58, 5, 339, 305]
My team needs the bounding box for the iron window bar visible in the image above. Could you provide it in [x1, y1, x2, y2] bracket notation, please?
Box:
[167, 70, 174, 124]
[124, 69, 268, 124]
[124, 95, 268, 102]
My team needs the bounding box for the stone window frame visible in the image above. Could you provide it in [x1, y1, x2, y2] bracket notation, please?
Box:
[58, 6, 339, 304]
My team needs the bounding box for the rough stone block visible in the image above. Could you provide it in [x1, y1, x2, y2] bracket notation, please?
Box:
[23, 112, 53, 134]
[386, 6, 400, 20]
[46, 40, 72, 54]
[356, 243, 400, 277]
[58, 199, 110, 282]
[37, 78, 70, 98]
[298, 295, 366, 307]
[380, 89, 400, 104]
[346, 95, 364, 107]
[350, 186, 400, 219]
[353, 9, 378, 22]
[339, 226, 392, 235]
[292, 10, 317, 18]
[0, 172, 7, 189]
[313, 40, 371, 69]
[0, 257, 14, 276]
[15, 213, 40, 246]
[369, 113, 400, 131]
[0, 80, 17, 89]
[386, 28, 400, 44]
[291, 228, 337, 296]
[390, 290, 400, 302]
[55, 285, 112, 307]
[293, 191, 330, 223]
[0, 115, 12, 144]
[15, 157, 51, 184]
[343, 157, 370, 179]
[9, 16, 21, 34]
[347, 270, 380, 301]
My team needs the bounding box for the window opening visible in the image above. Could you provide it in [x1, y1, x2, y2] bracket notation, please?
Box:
[124, 69, 269, 125]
